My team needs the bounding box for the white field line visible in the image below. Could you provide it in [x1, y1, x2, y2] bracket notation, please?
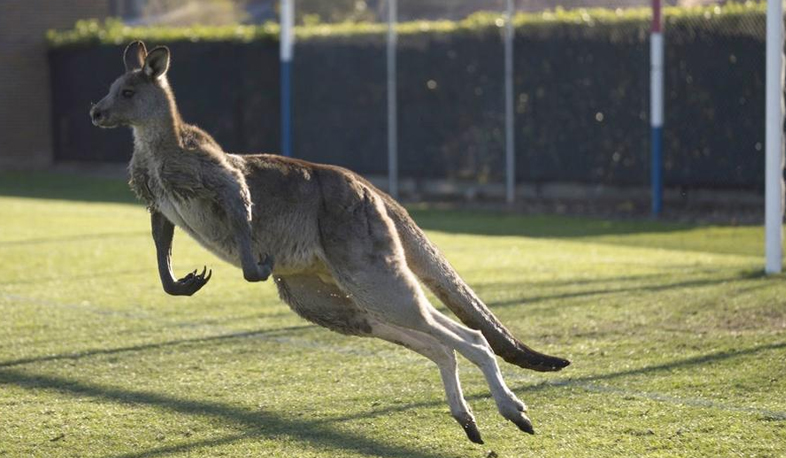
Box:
[2, 292, 786, 421]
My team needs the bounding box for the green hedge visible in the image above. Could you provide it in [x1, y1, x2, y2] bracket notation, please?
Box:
[47, 1, 766, 48]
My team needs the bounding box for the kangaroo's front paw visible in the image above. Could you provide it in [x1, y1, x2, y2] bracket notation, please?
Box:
[258, 253, 274, 280]
[243, 254, 274, 282]
[166, 266, 212, 296]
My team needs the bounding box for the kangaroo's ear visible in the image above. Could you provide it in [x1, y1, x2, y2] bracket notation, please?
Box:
[123, 41, 147, 72]
[143, 46, 170, 80]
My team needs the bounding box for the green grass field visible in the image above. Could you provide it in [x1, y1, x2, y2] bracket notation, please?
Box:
[1, 172, 784, 457]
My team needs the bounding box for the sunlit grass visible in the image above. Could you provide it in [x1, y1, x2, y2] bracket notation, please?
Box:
[0, 172, 784, 457]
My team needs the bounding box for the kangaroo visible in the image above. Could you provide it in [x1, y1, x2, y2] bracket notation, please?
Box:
[89, 41, 570, 444]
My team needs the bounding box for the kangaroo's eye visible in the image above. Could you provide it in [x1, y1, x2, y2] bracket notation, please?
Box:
[121, 89, 135, 98]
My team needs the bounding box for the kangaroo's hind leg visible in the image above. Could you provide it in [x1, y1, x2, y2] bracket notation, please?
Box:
[329, 260, 534, 435]
[275, 274, 483, 443]
[317, 189, 534, 435]
[366, 320, 483, 444]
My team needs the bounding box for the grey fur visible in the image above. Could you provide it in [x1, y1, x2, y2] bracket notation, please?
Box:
[90, 41, 570, 442]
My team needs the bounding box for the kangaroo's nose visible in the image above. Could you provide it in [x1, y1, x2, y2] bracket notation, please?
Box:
[90, 107, 103, 122]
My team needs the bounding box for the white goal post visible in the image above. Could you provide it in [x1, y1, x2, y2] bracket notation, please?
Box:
[766, 0, 785, 274]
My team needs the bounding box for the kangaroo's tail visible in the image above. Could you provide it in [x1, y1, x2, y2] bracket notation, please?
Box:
[384, 200, 570, 372]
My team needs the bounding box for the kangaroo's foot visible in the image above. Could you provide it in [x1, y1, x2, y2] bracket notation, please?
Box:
[504, 409, 535, 435]
[493, 382, 535, 435]
[243, 254, 274, 282]
[454, 413, 484, 444]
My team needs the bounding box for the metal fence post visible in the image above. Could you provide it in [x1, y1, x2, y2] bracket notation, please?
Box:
[387, 0, 399, 200]
[504, 0, 515, 204]
[651, 0, 664, 216]
[280, 0, 294, 157]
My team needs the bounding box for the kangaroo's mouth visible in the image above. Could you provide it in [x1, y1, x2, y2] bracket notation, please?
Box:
[92, 118, 120, 129]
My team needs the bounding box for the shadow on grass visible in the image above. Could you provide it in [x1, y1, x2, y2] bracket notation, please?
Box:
[567, 340, 786, 385]
[408, 208, 766, 258]
[408, 208, 695, 239]
[472, 272, 671, 290]
[1, 323, 782, 455]
[0, 367, 462, 458]
[110, 431, 262, 458]
[0, 267, 149, 286]
[481, 270, 766, 309]
[0, 325, 315, 369]
[468, 270, 765, 307]
[0, 231, 147, 248]
[0, 171, 138, 205]
[296, 340, 786, 427]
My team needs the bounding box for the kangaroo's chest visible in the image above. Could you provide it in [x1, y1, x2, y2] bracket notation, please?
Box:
[158, 192, 217, 234]
[160, 185, 240, 263]
[129, 155, 325, 273]
[131, 160, 237, 259]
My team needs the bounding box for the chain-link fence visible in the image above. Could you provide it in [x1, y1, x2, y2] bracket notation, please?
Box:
[289, 0, 769, 199]
[664, 3, 766, 190]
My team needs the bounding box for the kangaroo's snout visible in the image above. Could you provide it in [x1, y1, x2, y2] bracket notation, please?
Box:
[90, 101, 117, 128]
[90, 106, 104, 125]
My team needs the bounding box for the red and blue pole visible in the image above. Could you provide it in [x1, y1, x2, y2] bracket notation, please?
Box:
[650, 0, 664, 215]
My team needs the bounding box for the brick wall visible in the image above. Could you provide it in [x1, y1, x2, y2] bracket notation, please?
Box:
[0, 0, 110, 170]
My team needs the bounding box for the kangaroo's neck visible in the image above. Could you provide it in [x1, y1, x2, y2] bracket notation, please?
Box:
[132, 83, 187, 154]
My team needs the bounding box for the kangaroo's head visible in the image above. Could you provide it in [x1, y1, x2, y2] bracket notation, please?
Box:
[90, 41, 173, 128]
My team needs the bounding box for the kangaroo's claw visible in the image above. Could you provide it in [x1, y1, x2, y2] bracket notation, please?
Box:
[462, 420, 484, 444]
[509, 412, 535, 435]
[169, 266, 211, 296]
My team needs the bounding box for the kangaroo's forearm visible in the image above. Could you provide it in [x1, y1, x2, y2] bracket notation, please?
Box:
[232, 220, 273, 282]
[212, 176, 273, 282]
[151, 211, 178, 291]
[151, 211, 210, 295]
[216, 195, 256, 270]
[235, 226, 257, 270]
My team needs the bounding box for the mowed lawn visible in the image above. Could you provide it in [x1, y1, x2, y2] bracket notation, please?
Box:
[0, 172, 785, 458]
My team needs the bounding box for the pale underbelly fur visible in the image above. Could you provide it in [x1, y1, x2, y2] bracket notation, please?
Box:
[156, 193, 325, 276]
